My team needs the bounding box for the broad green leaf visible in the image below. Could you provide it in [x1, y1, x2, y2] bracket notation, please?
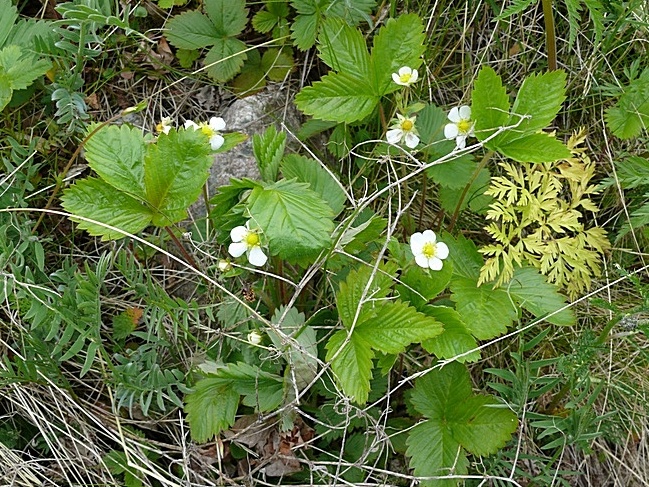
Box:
[438, 166, 492, 214]
[421, 306, 480, 363]
[295, 71, 378, 123]
[506, 267, 575, 326]
[395, 264, 452, 310]
[184, 379, 239, 442]
[613, 155, 649, 189]
[505, 70, 566, 136]
[442, 233, 483, 281]
[204, 37, 247, 83]
[280, 154, 346, 216]
[472, 66, 510, 141]
[450, 276, 517, 340]
[230, 48, 266, 95]
[290, 12, 319, 50]
[318, 17, 370, 77]
[427, 156, 478, 190]
[325, 329, 374, 404]
[0, 48, 50, 90]
[253, 125, 286, 182]
[356, 300, 443, 354]
[270, 306, 318, 391]
[370, 14, 426, 95]
[144, 128, 213, 226]
[327, 0, 376, 24]
[61, 178, 153, 240]
[252, 7, 282, 34]
[204, 0, 248, 37]
[84, 124, 147, 199]
[416, 103, 449, 146]
[247, 179, 334, 262]
[213, 362, 284, 411]
[165, 11, 218, 50]
[261, 47, 294, 82]
[498, 132, 571, 163]
[0, 76, 10, 111]
[605, 69, 649, 139]
[0, 0, 17, 48]
[407, 362, 517, 486]
[336, 262, 396, 329]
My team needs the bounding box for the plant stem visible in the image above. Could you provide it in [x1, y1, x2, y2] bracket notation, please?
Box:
[447, 150, 493, 233]
[164, 226, 199, 270]
[541, 0, 557, 71]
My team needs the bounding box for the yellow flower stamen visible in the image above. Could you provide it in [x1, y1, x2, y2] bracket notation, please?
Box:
[401, 119, 414, 131]
[422, 242, 436, 259]
[200, 125, 213, 136]
[245, 232, 260, 246]
[399, 73, 412, 83]
[458, 119, 472, 133]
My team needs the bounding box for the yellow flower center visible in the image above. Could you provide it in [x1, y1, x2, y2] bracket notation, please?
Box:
[422, 242, 436, 259]
[200, 124, 214, 137]
[245, 232, 260, 247]
[457, 119, 472, 134]
[399, 73, 412, 83]
[401, 119, 414, 131]
[155, 122, 164, 133]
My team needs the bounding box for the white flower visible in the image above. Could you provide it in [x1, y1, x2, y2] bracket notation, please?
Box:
[217, 259, 232, 272]
[386, 113, 420, 149]
[410, 230, 449, 271]
[247, 331, 262, 345]
[392, 66, 419, 86]
[156, 117, 173, 134]
[444, 105, 475, 149]
[184, 116, 226, 150]
[228, 221, 268, 267]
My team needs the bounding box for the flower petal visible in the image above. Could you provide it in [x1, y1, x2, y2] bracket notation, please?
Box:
[447, 107, 461, 122]
[209, 117, 226, 131]
[415, 254, 430, 268]
[210, 134, 225, 150]
[230, 225, 248, 242]
[435, 241, 449, 259]
[184, 120, 199, 130]
[410, 232, 426, 253]
[248, 246, 268, 267]
[386, 129, 403, 144]
[392, 72, 402, 85]
[458, 105, 471, 119]
[444, 123, 459, 139]
[398, 66, 411, 76]
[410, 69, 419, 83]
[428, 257, 443, 271]
[228, 241, 248, 258]
[421, 229, 437, 242]
[456, 135, 467, 149]
[405, 132, 420, 149]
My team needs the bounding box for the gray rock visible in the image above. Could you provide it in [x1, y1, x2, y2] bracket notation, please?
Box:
[188, 87, 301, 222]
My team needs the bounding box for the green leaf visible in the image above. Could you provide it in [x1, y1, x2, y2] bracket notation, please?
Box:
[61, 178, 153, 240]
[0, 76, 10, 111]
[443, 233, 483, 281]
[84, 124, 147, 199]
[144, 128, 213, 226]
[407, 362, 518, 486]
[0, 0, 18, 49]
[427, 156, 478, 190]
[252, 9, 280, 34]
[295, 71, 378, 123]
[472, 66, 510, 141]
[506, 267, 575, 326]
[0, 46, 50, 110]
[450, 276, 518, 340]
[318, 17, 370, 76]
[605, 68, 649, 139]
[185, 379, 239, 442]
[416, 103, 450, 146]
[253, 125, 286, 182]
[325, 329, 374, 404]
[280, 154, 346, 216]
[204, 37, 248, 83]
[356, 300, 443, 354]
[370, 14, 426, 95]
[496, 132, 572, 163]
[214, 362, 284, 411]
[291, 11, 319, 50]
[261, 47, 294, 82]
[270, 306, 318, 391]
[336, 262, 396, 329]
[247, 179, 334, 262]
[204, 0, 248, 37]
[395, 264, 452, 310]
[421, 306, 480, 363]
[165, 11, 218, 50]
[438, 166, 492, 214]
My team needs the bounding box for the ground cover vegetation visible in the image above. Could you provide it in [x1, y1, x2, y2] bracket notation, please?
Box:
[1, 0, 648, 485]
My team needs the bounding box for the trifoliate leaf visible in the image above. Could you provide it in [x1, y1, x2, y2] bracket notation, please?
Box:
[247, 179, 334, 262]
[472, 66, 510, 141]
[395, 264, 452, 310]
[421, 306, 480, 362]
[61, 177, 153, 240]
[144, 128, 213, 227]
[185, 379, 239, 442]
[406, 362, 518, 486]
[506, 267, 575, 326]
[204, 37, 247, 83]
[280, 154, 346, 216]
[204, 0, 248, 37]
[84, 124, 147, 199]
[450, 276, 517, 340]
[370, 13, 426, 95]
[165, 11, 218, 50]
[325, 329, 374, 404]
[318, 17, 370, 76]
[290, 9, 319, 50]
[295, 71, 378, 123]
